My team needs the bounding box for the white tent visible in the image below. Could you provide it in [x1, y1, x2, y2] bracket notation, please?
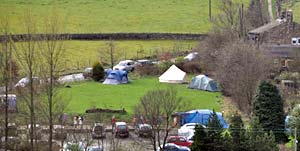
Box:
[159, 65, 187, 83]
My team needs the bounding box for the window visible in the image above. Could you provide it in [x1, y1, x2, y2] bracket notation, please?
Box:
[179, 137, 186, 142]
[167, 138, 176, 143]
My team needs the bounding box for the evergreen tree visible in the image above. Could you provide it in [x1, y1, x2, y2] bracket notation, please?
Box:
[229, 112, 246, 151]
[92, 61, 104, 81]
[252, 81, 287, 142]
[190, 124, 209, 151]
[287, 105, 300, 150]
[244, 117, 279, 151]
[206, 110, 225, 151]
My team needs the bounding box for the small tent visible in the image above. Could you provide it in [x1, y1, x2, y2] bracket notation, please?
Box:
[103, 69, 128, 85]
[178, 109, 228, 128]
[189, 75, 218, 92]
[159, 65, 187, 83]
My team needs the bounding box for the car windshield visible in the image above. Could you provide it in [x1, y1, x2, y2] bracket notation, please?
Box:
[118, 125, 127, 129]
[94, 126, 103, 133]
[118, 63, 127, 66]
[141, 126, 151, 130]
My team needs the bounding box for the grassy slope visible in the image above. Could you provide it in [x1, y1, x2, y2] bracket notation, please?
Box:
[61, 40, 196, 71]
[0, 0, 247, 34]
[291, 2, 300, 23]
[14, 40, 196, 75]
[60, 77, 221, 114]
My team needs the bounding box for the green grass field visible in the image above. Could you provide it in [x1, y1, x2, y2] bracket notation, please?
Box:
[59, 77, 222, 115]
[291, 2, 300, 23]
[0, 0, 248, 34]
[54, 40, 196, 72]
[14, 40, 197, 75]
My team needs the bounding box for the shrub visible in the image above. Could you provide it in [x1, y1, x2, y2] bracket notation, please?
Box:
[175, 56, 185, 64]
[157, 61, 173, 73]
[176, 61, 201, 74]
[134, 64, 161, 76]
[92, 61, 105, 81]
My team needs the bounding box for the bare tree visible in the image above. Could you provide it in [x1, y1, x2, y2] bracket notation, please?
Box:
[0, 16, 14, 151]
[99, 41, 120, 69]
[246, 0, 269, 28]
[216, 40, 271, 114]
[37, 13, 67, 151]
[212, 0, 240, 37]
[135, 87, 181, 151]
[14, 11, 40, 151]
[197, 0, 247, 74]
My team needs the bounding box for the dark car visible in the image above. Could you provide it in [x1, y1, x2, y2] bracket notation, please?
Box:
[114, 122, 129, 138]
[135, 124, 152, 137]
[92, 123, 106, 139]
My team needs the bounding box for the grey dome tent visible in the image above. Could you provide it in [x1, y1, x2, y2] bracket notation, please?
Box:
[189, 75, 218, 92]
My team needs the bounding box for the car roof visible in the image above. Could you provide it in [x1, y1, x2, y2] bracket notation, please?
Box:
[139, 123, 151, 127]
[119, 60, 134, 63]
[115, 122, 126, 125]
[168, 135, 187, 138]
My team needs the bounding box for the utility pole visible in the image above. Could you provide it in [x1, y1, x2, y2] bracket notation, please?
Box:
[295, 128, 298, 151]
[209, 0, 212, 20]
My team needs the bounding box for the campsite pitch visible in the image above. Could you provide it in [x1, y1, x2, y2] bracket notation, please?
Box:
[60, 76, 222, 115]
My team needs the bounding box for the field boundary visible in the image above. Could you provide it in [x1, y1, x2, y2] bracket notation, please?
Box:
[0, 33, 207, 42]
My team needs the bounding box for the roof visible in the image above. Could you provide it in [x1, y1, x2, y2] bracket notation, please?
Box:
[248, 19, 286, 34]
[115, 122, 127, 125]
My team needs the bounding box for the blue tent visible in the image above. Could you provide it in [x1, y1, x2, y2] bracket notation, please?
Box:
[189, 75, 219, 92]
[103, 69, 128, 85]
[179, 109, 228, 128]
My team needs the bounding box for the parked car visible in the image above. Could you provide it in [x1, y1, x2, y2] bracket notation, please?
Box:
[114, 122, 129, 137]
[166, 136, 193, 147]
[134, 124, 152, 137]
[136, 59, 153, 66]
[15, 77, 40, 87]
[184, 52, 198, 61]
[86, 146, 104, 151]
[113, 60, 136, 72]
[83, 67, 93, 78]
[178, 123, 205, 141]
[92, 123, 106, 139]
[157, 143, 191, 151]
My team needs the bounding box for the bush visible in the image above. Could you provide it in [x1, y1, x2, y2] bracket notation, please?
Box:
[134, 64, 161, 76]
[176, 61, 201, 74]
[157, 61, 173, 72]
[92, 61, 105, 81]
[175, 56, 185, 64]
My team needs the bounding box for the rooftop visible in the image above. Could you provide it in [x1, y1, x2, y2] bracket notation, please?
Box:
[248, 19, 286, 34]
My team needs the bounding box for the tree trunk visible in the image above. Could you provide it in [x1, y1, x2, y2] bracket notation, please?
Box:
[268, 0, 274, 21]
[48, 55, 54, 151]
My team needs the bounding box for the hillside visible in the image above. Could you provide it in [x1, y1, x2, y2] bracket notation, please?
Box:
[290, 2, 300, 23]
[0, 0, 248, 34]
